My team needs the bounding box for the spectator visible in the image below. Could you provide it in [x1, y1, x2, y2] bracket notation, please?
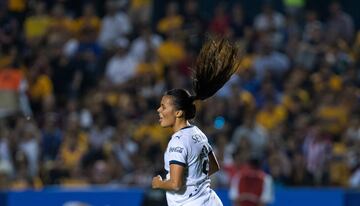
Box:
[348, 138, 360, 188]
[129, 0, 153, 26]
[17, 121, 40, 177]
[88, 160, 114, 185]
[108, 120, 138, 173]
[326, 2, 354, 44]
[11, 151, 42, 190]
[48, 3, 74, 36]
[349, 164, 360, 188]
[282, 0, 305, 17]
[156, 1, 183, 35]
[256, 98, 287, 132]
[253, 36, 290, 81]
[130, 25, 162, 62]
[40, 113, 62, 162]
[0, 160, 12, 190]
[229, 158, 274, 206]
[345, 115, 360, 144]
[232, 114, 268, 159]
[88, 114, 114, 151]
[27, 54, 54, 113]
[182, 0, 205, 51]
[0, 7, 20, 50]
[56, 128, 88, 173]
[303, 124, 332, 185]
[288, 152, 314, 186]
[0, 124, 14, 175]
[254, 3, 285, 48]
[74, 4, 101, 35]
[229, 3, 252, 39]
[105, 38, 138, 87]
[157, 30, 186, 68]
[98, 1, 131, 49]
[266, 141, 291, 186]
[0, 0, 358, 190]
[133, 113, 172, 149]
[24, 2, 51, 45]
[315, 93, 349, 137]
[208, 2, 230, 36]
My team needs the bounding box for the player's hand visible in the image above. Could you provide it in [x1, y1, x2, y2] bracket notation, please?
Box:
[152, 175, 162, 189]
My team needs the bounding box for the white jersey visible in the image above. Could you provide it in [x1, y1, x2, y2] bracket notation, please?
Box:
[164, 125, 223, 206]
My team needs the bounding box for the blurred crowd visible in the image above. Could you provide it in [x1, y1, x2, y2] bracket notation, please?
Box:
[0, 0, 359, 190]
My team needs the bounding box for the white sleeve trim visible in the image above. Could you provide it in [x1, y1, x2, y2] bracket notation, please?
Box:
[260, 174, 275, 204]
[229, 174, 240, 201]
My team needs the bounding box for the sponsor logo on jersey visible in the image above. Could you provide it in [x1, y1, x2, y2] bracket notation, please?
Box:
[192, 134, 205, 143]
[169, 146, 184, 153]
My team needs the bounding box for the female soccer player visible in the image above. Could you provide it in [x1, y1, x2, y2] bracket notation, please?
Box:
[151, 38, 239, 206]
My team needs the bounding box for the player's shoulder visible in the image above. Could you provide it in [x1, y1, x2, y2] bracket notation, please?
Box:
[171, 125, 198, 143]
[179, 125, 209, 145]
[172, 125, 195, 137]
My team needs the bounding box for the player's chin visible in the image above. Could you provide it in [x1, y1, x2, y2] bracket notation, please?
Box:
[159, 121, 171, 128]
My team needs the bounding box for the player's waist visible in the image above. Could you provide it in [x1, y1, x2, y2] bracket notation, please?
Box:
[166, 181, 211, 205]
[165, 173, 210, 187]
[186, 177, 210, 187]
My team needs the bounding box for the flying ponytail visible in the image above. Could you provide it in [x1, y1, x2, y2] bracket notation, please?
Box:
[191, 37, 239, 101]
[165, 37, 240, 120]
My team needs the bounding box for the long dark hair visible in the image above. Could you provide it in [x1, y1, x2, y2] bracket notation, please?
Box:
[166, 37, 239, 120]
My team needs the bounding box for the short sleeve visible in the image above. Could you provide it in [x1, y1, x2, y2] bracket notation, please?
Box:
[260, 174, 275, 204]
[167, 137, 187, 167]
[229, 174, 240, 200]
[207, 142, 213, 154]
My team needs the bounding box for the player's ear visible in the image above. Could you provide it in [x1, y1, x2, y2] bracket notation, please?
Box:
[175, 110, 184, 118]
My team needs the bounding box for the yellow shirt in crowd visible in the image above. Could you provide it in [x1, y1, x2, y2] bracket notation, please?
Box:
[256, 105, 287, 131]
[24, 16, 51, 39]
[29, 74, 53, 101]
[312, 74, 343, 92]
[282, 89, 310, 111]
[329, 142, 350, 186]
[136, 61, 164, 80]
[49, 17, 76, 34]
[157, 40, 185, 66]
[74, 16, 101, 34]
[133, 124, 172, 149]
[59, 132, 88, 169]
[131, 0, 152, 9]
[8, 0, 26, 12]
[317, 105, 348, 135]
[157, 16, 183, 34]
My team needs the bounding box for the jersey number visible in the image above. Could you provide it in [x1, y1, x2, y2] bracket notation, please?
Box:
[200, 146, 209, 175]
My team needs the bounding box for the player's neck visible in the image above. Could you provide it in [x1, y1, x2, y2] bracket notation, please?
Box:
[173, 119, 190, 133]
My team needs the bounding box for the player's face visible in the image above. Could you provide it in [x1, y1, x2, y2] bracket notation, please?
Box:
[157, 95, 177, 128]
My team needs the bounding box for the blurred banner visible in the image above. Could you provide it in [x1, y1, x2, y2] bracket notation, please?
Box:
[1, 187, 360, 206]
[0, 187, 144, 206]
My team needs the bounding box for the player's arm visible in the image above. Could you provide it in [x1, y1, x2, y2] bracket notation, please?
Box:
[229, 174, 240, 203]
[260, 174, 275, 205]
[208, 151, 220, 176]
[152, 163, 185, 191]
